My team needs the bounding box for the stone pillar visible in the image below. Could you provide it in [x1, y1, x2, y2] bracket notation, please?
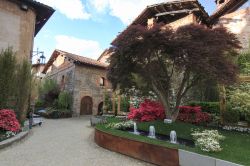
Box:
[117, 93, 121, 115]
[112, 92, 116, 115]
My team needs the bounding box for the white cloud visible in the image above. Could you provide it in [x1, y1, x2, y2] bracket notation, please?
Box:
[37, 0, 90, 19]
[89, 0, 166, 24]
[55, 35, 103, 59]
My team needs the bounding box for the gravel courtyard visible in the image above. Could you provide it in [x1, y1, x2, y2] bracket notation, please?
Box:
[0, 117, 152, 166]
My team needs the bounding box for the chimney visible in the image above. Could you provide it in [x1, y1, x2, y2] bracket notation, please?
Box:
[147, 17, 156, 29]
[215, 0, 230, 9]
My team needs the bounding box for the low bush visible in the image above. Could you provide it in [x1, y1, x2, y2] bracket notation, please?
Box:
[177, 106, 211, 125]
[187, 101, 220, 115]
[106, 120, 134, 130]
[191, 129, 225, 152]
[58, 91, 72, 109]
[128, 100, 165, 122]
[35, 99, 44, 108]
[245, 112, 250, 124]
[42, 107, 72, 119]
[223, 108, 240, 124]
[0, 109, 20, 132]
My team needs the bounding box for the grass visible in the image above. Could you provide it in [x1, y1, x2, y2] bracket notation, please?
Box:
[96, 117, 250, 166]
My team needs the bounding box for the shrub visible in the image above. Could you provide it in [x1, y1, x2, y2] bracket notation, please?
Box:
[245, 112, 250, 123]
[0, 109, 20, 132]
[227, 83, 250, 120]
[35, 99, 44, 108]
[128, 100, 165, 122]
[177, 106, 211, 125]
[42, 107, 72, 119]
[0, 48, 31, 123]
[104, 92, 112, 112]
[121, 96, 130, 112]
[39, 79, 60, 106]
[106, 120, 134, 130]
[58, 91, 72, 109]
[238, 50, 250, 75]
[0, 48, 16, 109]
[223, 108, 240, 124]
[187, 101, 220, 115]
[191, 129, 225, 152]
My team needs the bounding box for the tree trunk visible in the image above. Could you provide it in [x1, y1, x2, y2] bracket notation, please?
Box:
[218, 84, 226, 124]
[151, 80, 172, 119]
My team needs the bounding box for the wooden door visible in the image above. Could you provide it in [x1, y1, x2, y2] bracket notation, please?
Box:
[80, 96, 93, 115]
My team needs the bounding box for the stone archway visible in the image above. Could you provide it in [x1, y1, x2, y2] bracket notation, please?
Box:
[80, 96, 93, 115]
[98, 102, 103, 115]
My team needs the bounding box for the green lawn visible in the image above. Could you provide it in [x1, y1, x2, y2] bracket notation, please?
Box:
[96, 118, 250, 166]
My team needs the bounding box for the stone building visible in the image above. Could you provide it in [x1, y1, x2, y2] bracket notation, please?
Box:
[0, 0, 54, 61]
[97, 0, 250, 114]
[42, 49, 111, 116]
[99, 0, 250, 63]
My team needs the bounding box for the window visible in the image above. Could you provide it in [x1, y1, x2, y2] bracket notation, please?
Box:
[100, 77, 105, 86]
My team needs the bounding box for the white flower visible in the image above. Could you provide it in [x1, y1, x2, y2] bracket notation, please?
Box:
[192, 130, 225, 152]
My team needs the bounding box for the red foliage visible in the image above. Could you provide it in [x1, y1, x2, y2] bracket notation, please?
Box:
[0, 109, 20, 132]
[128, 100, 165, 122]
[177, 106, 211, 124]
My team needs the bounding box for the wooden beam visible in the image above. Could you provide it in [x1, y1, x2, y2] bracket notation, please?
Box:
[155, 8, 200, 17]
[153, 6, 162, 13]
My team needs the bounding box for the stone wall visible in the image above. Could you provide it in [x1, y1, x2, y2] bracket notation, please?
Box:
[46, 62, 75, 94]
[167, 14, 198, 29]
[0, 0, 36, 62]
[217, 7, 250, 50]
[73, 65, 110, 116]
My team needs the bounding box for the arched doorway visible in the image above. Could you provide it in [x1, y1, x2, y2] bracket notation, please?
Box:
[98, 102, 103, 115]
[80, 96, 93, 115]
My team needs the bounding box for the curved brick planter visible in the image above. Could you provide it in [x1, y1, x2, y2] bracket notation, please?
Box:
[95, 129, 179, 166]
[0, 131, 29, 150]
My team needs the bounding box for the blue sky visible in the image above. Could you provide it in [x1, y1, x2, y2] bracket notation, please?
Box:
[34, 0, 218, 62]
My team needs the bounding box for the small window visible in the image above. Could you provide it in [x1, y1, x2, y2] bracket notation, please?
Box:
[100, 77, 105, 86]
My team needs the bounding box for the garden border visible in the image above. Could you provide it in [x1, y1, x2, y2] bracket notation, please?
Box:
[95, 128, 179, 166]
[0, 130, 29, 150]
[95, 128, 243, 166]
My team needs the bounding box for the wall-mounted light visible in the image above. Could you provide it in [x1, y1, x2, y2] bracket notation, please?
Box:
[20, 3, 28, 11]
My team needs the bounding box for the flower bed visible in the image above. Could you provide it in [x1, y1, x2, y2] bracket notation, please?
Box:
[128, 100, 165, 122]
[96, 117, 250, 166]
[0, 109, 20, 142]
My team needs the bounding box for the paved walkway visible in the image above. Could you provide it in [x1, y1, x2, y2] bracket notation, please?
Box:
[0, 117, 153, 166]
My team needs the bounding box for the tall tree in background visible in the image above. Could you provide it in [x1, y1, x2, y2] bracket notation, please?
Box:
[107, 24, 241, 120]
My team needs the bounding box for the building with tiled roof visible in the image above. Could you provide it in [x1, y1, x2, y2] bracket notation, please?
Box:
[42, 49, 111, 116]
[0, 0, 54, 62]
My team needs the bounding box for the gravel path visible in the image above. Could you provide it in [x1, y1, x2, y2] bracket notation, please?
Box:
[0, 117, 153, 166]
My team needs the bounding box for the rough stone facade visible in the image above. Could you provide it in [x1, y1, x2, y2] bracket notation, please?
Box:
[217, 7, 250, 50]
[73, 65, 108, 116]
[167, 14, 198, 29]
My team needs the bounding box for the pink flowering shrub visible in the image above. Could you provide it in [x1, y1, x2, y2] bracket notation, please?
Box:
[128, 100, 165, 122]
[0, 109, 20, 132]
[177, 106, 211, 124]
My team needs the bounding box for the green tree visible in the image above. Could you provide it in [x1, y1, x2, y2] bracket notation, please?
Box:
[238, 50, 250, 75]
